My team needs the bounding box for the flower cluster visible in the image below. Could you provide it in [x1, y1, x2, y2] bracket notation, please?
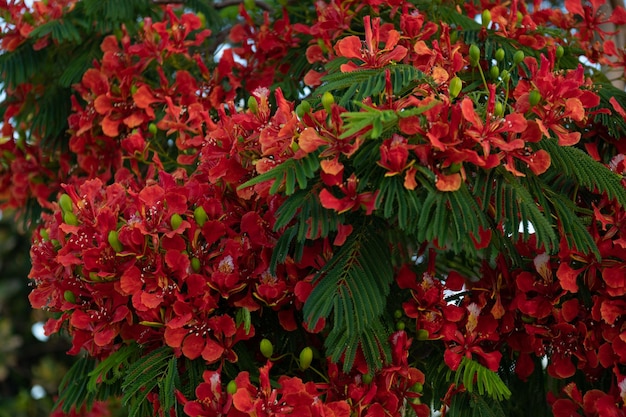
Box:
[2, 0, 626, 416]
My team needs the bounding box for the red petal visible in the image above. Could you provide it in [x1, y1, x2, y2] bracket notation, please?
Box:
[201, 338, 225, 363]
[556, 262, 581, 293]
[181, 333, 205, 359]
[334, 36, 363, 60]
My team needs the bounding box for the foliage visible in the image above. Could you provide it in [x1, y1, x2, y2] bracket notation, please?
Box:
[3, 0, 626, 416]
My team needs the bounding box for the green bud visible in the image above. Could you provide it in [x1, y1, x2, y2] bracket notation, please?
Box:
[489, 65, 500, 80]
[63, 290, 76, 303]
[556, 45, 564, 59]
[226, 380, 238, 395]
[247, 96, 258, 114]
[416, 329, 429, 340]
[130, 85, 138, 96]
[295, 100, 311, 118]
[513, 50, 524, 65]
[481, 9, 491, 27]
[396, 321, 406, 331]
[529, 89, 542, 106]
[108, 230, 123, 253]
[260, 338, 274, 358]
[449, 76, 463, 99]
[59, 193, 74, 214]
[500, 69, 510, 83]
[193, 206, 208, 227]
[495, 48, 505, 62]
[362, 373, 374, 384]
[299, 347, 313, 370]
[411, 382, 424, 393]
[469, 44, 480, 66]
[191, 257, 201, 272]
[40, 228, 49, 241]
[448, 162, 462, 174]
[494, 101, 504, 116]
[170, 213, 183, 230]
[63, 211, 78, 226]
[148, 123, 158, 135]
[321, 91, 334, 113]
[393, 309, 403, 319]
[517, 11, 523, 24]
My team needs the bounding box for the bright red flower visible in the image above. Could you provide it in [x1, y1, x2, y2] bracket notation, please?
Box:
[334, 16, 408, 72]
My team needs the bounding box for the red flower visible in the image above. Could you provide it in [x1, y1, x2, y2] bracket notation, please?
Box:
[319, 173, 378, 214]
[334, 16, 408, 72]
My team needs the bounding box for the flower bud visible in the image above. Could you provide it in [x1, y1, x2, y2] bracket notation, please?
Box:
[411, 382, 424, 393]
[449, 77, 463, 99]
[63, 211, 78, 226]
[321, 91, 334, 113]
[299, 347, 313, 370]
[489, 65, 499, 80]
[191, 257, 201, 272]
[296, 100, 311, 118]
[513, 50, 524, 65]
[59, 193, 74, 214]
[148, 123, 158, 135]
[556, 45, 564, 59]
[63, 290, 76, 303]
[170, 213, 183, 230]
[416, 329, 429, 340]
[495, 48, 505, 62]
[247, 95, 258, 114]
[494, 101, 504, 116]
[469, 44, 480, 66]
[396, 321, 406, 330]
[362, 373, 373, 384]
[500, 69, 510, 83]
[193, 206, 208, 227]
[529, 90, 542, 106]
[226, 380, 238, 395]
[108, 230, 123, 253]
[481, 9, 492, 27]
[260, 338, 274, 358]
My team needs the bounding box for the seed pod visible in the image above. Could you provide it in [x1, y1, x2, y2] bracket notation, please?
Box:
[108, 230, 123, 253]
[321, 91, 334, 113]
[299, 347, 313, 370]
[260, 338, 274, 358]
[193, 206, 208, 227]
[170, 213, 183, 230]
[226, 380, 238, 395]
[59, 194, 74, 214]
[449, 76, 463, 99]
[495, 48, 505, 62]
[529, 90, 542, 106]
[469, 44, 480, 66]
[513, 50, 524, 65]
[63, 290, 76, 303]
[481, 9, 491, 27]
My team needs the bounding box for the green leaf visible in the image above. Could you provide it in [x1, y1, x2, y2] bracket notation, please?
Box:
[451, 357, 511, 401]
[303, 225, 394, 371]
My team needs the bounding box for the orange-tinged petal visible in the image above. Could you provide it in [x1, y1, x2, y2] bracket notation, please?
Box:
[527, 149, 551, 175]
[436, 172, 461, 191]
[334, 36, 363, 60]
[320, 158, 344, 175]
[298, 127, 326, 153]
[565, 97, 585, 121]
[133, 85, 158, 109]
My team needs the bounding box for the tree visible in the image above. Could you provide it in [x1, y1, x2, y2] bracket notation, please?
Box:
[2, 0, 626, 416]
